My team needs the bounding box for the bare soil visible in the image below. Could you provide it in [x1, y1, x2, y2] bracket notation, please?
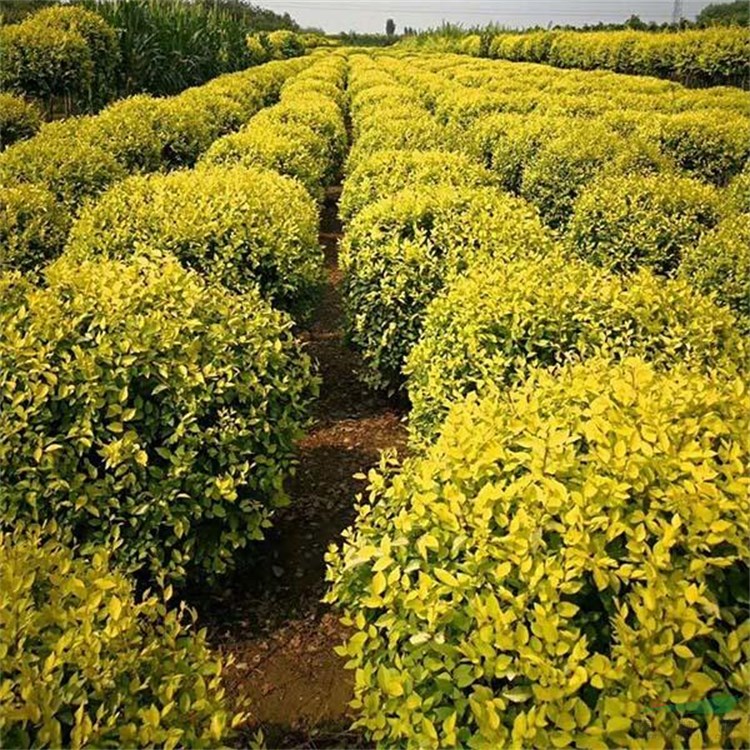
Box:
[191, 187, 407, 749]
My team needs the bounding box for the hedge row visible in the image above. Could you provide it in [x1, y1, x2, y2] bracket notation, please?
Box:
[3, 54, 350, 577]
[342, 57, 506, 390]
[0, 247, 319, 746]
[200, 53, 348, 199]
[0, 55, 348, 745]
[0, 56, 309, 275]
[488, 28, 750, 87]
[327, 53, 750, 749]
[325, 357, 750, 748]
[400, 27, 749, 87]
[57, 54, 347, 327]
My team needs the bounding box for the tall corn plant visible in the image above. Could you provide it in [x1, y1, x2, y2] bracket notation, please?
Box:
[79, 0, 253, 95]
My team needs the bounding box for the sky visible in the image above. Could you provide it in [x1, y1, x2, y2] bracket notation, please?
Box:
[258, 0, 709, 33]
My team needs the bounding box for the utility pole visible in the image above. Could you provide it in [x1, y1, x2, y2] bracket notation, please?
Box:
[672, 0, 684, 25]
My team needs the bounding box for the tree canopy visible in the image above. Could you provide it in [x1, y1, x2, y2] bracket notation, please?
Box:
[696, 0, 749, 26]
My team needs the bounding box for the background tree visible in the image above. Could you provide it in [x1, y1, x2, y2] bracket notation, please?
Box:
[624, 13, 647, 29]
[386, 17, 396, 36]
[0, 0, 57, 23]
[696, 0, 749, 26]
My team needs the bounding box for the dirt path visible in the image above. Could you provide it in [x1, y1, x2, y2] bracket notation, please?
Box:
[194, 186, 407, 748]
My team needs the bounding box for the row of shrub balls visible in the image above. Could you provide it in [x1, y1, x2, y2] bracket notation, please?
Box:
[323, 53, 750, 749]
[0, 52, 349, 747]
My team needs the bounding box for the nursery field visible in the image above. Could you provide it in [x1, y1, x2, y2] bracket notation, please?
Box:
[1, 31, 749, 750]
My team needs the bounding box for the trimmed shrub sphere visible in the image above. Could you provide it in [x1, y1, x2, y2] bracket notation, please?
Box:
[681, 214, 750, 324]
[66, 166, 323, 318]
[0, 528, 235, 748]
[346, 114, 446, 174]
[339, 149, 496, 224]
[726, 169, 750, 214]
[406, 255, 746, 442]
[0, 22, 93, 102]
[85, 90, 247, 173]
[25, 5, 120, 105]
[0, 92, 42, 149]
[341, 186, 555, 391]
[0, 184, 70, 274]
[465, 112, 573, 193]
[325, 357, 750, 749]
[200, 120, 328, 197]
[567, 173, 722, 275]
[520, 123, 666, 228]
[256, 95, 348, 178]
[0, 255, 318, 580]
[0, 119, 125, 206]
[656, 110, 750, 185]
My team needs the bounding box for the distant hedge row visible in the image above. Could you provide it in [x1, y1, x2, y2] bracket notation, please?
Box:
[400, 27, 749, 87]
[487, 28, 750, 87]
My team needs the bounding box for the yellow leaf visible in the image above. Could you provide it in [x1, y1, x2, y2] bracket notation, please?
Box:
[109, 596, 122, 621]
[706, 716, 722, 746]
[575, 700, 591, 728]
[210, 713, 224, 741]
[606, 717, 631, 734]
[682, 621, 698, 640]
[371, 571, 386, 596]
[495, 561, 512, 579]
[551, 732, 574, 748]
[688, 673, 715, 696]
[372, 556, 392, 572]
[593, 567, 608, 591]
[442, 712, 457, 734]
[512, 712, 527, 740]
[434, 568, 459, 587]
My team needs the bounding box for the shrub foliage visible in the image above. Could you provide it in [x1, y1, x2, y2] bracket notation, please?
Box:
[326, 357, 750, 749]
[406, 256, 746, 442]
[0, 255, 318, 580]
[0, 527, 237, 748]
[341, 186, 555, 391]
[567, 173, 722, 276]
[66, 166, 324, 317]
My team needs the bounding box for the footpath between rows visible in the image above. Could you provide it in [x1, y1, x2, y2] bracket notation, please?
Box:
[195, 185, 407, 748]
